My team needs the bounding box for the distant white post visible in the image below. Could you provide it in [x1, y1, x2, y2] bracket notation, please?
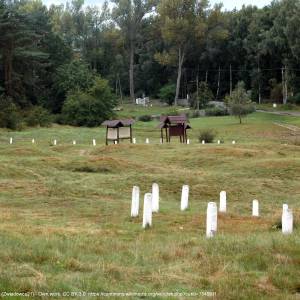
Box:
[202, 140, 205, 144]
[282, 207, 293, 235]
[181, 185, 189, 211]
[93, 139, 96, 146]
[232, 140, 236, 145]
[53, 139, 57, 146]
[114, 140, 118, 144]
[152, 183, 159, 213]
[133, 138, 136, 144]
[32, 139, 35, 144]
[131, 186, 140, 217]
[219, 191, 226, 213]
[143, 193, 152, 228]
[217, 140, 220, 144]
[160, 138, 163, 144]
[187, 139, 190, 145]
[252, 199, 259, 217]
[9, 137, 13, 144]
[146, 138, 149, 144]
[206, 202, 218, 238]
[73, 140, 76, 145]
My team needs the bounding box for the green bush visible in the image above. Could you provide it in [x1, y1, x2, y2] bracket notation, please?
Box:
[158, 83, 176, 105]
[25, 106, 52, 127]
[138, 115, 152, 122]
[205, 106, 229, 116]
[198, 129, 216, 143]
[190, 82, 214, 109]
[62, 77, 116, 127]
[289, 93, 300, 105]
[0, 96, 21, 130]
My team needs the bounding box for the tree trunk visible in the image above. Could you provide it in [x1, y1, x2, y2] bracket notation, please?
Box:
[129, 40, 135, 103]
[175, 47, 185, 106]
[216, 65, 221, 100]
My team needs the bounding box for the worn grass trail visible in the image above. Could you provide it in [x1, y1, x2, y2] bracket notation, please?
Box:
[0, 112, 299, 299]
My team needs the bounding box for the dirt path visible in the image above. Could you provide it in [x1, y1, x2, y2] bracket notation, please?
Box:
[257, 109, 300, 117]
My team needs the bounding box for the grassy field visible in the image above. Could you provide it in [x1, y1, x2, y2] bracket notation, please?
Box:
[0, 111, 299, 299]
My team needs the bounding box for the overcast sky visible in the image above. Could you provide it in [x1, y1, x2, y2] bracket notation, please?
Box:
[42, 0, 272, 10]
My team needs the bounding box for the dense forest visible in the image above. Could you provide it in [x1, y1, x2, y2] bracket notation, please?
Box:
[0, 0, 300, 127]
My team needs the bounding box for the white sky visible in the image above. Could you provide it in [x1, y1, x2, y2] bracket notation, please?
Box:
[42, 0, 272, 10]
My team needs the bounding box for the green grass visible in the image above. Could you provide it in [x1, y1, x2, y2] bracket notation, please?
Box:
[0, 111, 299, 299]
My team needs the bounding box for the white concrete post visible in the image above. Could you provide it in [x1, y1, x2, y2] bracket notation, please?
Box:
[282, 208, 293, 235]
[152, 183, 159, 213]
[72, 140, 76, 145]
[93, 139, 96, 146]
[143, 193, 152, 228]
[219, 191, 226, 213]
[9, 137, 13, 144]
[252, 199, 259, 217]
[187, 139, 190, 144]
[206, 202, 218, 238]
[133, 138, 136, 144]
[32, 139, 35, 144]
[146, 138, 149, 144]
[217, 140, 220, 144]
[160, 138, 163, 144]
[114, 140, 118, 144]
[232, 140, 236, 145]
[181, 185, 189, 211]
[53, 139, 57, 146]
[131, 186, 140, 217]
[202, 140, 205, 144]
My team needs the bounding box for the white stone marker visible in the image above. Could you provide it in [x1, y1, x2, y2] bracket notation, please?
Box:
[133, 138, 136, 144]
[202, 140, 205, 144]
[252, 199, 259, 217]
[232, 140, 236, 145]
[187, 139, 190, 145]
[273, 103, 277, 108]
[143, 193, 152, 228]
[9, 137, 13, 144]
[160, 138, 163, 144]
[146, 138, 149, 144]
[152, 183, 159, 213]
[206, 202, 218, 238]
[282, 208, 293, 234]
[217, 140, 220, 144]
[131, 186, 140, 217]
[73, 140, 76, 145]
[181, 185, 189, 211]
[219, 191, 227, 213]
[92, 139, 96, 146]
[32, 138, 35, 144]
[114, 140, 118, 144]
[53, 139, 57, 146]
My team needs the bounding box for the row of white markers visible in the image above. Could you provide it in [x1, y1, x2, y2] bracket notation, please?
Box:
[131, 185, 294, 237]
[7, 137, 236, 145]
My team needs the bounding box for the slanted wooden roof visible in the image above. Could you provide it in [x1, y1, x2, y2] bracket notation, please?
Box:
[158, 115, 191, 129]
[102, 119, 135, 128]
[160, 115, 188, 124]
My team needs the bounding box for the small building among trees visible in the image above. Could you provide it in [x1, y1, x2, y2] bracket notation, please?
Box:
[102, 119, 135, 145]
[158, 115, 191, 143]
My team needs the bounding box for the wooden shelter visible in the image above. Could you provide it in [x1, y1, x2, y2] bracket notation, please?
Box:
[158, 115, 191, 143]
[102, 119, 134, 145]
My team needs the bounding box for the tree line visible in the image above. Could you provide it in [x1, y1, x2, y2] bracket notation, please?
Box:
[0, 0, 299, 127]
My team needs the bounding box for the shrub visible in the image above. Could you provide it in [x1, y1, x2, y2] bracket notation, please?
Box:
[158, 83, 176, 105]
[25, 106, 52, 127]
[190, 82, 213, 109]
[0, 96, 21, 130]
[205, 106, 229, 116]
[138, 115, 152, 122]
[62, 77, 116, 127]
[198, 129, 216, 143]
[289, 93, 300, 105]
